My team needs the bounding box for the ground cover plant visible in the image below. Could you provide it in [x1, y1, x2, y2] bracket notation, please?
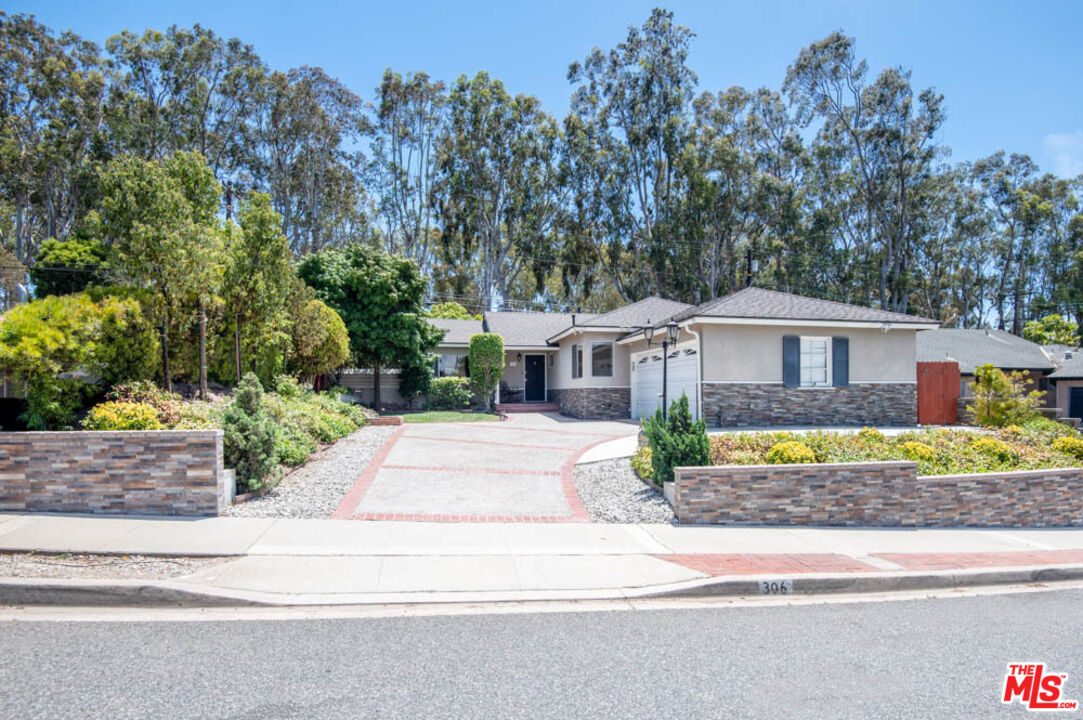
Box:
[631, 417, 1083, 484]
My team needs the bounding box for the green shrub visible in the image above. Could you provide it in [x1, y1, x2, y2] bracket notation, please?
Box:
[900, 440, 935, 463]
[1052, 436, 1083, 460]
[970, 436, 1016, 461]
[765, 440, 816, 464]
[399, 361, 433, 400]
[274, 375, 304, 399]
[223, 373, 279, 492]
[469, 333, 504, 412]
[82, 401, 163, 431]
[276, 425, 318, 466]
[857, 427, 885, 442]
[642, 393, 710, 485]
[968, 364, 1043, 427]
[287, 298, 350, 379]
[1021, 416, 1076, 443]
[630, 446, 653, 482]
[428, 376, 473, 410]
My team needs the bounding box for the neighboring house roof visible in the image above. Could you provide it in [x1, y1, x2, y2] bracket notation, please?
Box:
[672, 287, 941, 326]
[548, 296, 692, 343]
[1045, 345, 1083, 380]
[916, 328, 1055, 374]
[428, 317, 483, 347]
[484, 311, 596, 349]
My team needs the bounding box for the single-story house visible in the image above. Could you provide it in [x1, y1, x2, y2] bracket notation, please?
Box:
[429, 287, 940, 426]
[1043, 346, 1083, 420]
[916, 328, 1055, 403]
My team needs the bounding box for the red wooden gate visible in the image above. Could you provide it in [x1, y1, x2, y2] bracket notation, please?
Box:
[917, 361, 960, 425]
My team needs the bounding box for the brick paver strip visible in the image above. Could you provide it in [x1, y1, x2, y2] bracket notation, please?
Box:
[874, 549, 1083, 571]
[331, 425, 406, 519]
[657, 553, 882, 576]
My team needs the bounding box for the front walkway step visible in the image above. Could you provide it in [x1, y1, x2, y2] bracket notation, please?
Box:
[496, 402, 560, 413]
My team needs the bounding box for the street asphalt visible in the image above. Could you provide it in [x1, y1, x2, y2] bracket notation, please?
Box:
[2, 588, 1080, 718]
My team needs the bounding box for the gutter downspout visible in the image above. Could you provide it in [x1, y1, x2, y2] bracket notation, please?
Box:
[683, 322, 704, 422]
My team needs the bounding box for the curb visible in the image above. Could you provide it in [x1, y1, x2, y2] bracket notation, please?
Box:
[634, 564, 1083, 599]
[3, 564, 1083, 608]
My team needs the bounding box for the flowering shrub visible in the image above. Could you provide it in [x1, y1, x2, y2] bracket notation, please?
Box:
[857, 427, 885, 442]
[766, 441, 816, 464]
[969, 436, 1016, 462]
[82, 401, 162, 431]
[630, 446, 653, 482]
[1052, 436, 1083, 460]
[900, 441, 935, 463]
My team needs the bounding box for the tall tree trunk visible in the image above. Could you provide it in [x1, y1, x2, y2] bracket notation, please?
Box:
[234, 312, 243, 382]
[161, 315, 172, 393]
[199, 302, 208, 400]
[373, 361, 382, 411]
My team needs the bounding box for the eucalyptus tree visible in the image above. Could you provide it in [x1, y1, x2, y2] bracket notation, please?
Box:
[785, 32, 945, 311]
[371, 69, 445, 274]
[435, 71, 563, 310]
[104, 24, 266, 182]
[0, 12, 106, 261]
[254, 67, 370, 255]
[565, 8, 698, 299]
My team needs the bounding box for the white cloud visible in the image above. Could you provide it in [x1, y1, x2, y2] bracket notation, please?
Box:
[1044, 131, 1083, 178]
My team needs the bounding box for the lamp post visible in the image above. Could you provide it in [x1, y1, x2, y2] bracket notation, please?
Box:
[644, 319, 681, 420]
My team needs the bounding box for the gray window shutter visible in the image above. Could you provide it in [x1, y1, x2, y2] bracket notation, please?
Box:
[832, 336, 849, 387]
[782, 335, 800, 387]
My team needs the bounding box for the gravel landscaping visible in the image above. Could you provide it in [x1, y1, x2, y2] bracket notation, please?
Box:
[0, 553, 231, 580]
[226, 425, 397, 519]
[574, 458, 675, 524]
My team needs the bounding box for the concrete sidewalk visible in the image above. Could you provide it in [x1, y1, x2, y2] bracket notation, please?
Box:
[1, 513, 1082, 605]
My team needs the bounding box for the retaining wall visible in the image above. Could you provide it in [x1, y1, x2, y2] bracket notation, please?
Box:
[672, 461, 1083, 527]
[0, 430, 233, 516]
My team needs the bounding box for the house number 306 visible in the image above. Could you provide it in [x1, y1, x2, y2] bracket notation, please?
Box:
[760, 579, 793, 595]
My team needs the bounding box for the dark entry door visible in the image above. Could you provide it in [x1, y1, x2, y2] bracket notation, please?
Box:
[525, 355, 546, 402]
[1070, 387, 1083, 420]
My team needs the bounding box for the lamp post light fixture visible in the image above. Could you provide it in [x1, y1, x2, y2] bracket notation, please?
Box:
[643, 319, 682, 420]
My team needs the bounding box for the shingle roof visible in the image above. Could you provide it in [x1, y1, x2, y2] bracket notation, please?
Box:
[916, 328, 1054, 374]
[578, 296, 693, 330]
[673, 287, 940, 325]
[428, 318, 483, 346]
[484, 311, 596, 348]
[1045, 345, 1083, 379]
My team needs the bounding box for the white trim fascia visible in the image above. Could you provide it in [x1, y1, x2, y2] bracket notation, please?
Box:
[502, 345, 559, 351]
[629, 340, 699, 361]
[701, 380, 784, 385]
[552, 385, 631, 390]
[680, 317, 937, 331]
[547, 326, 629, 344]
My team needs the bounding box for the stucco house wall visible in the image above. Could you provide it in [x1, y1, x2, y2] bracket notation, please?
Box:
[547, 331, 631, 419]
[697, 324, 919, 426]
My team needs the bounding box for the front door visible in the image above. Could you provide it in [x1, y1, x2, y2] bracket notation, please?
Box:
[1070, 387, 1083, 420]
[525, 354, 546, 402]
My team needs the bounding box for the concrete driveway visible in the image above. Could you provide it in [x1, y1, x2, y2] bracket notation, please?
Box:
[333, 413, 638, 522]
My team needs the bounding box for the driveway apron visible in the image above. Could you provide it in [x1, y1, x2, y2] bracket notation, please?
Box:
[333, 413, 637, 522]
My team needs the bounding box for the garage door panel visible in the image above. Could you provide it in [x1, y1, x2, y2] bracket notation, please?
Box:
[632, 350, 698, 420]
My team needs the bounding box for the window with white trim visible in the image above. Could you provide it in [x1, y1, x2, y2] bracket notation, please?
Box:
[571, 344, 583, 379]
[800, 337, 831, 388]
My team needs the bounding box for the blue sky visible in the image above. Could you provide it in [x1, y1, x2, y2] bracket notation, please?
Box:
[17, 0, 1083, 176]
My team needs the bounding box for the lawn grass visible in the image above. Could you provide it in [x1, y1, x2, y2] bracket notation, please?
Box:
[395, 410, 501, 423]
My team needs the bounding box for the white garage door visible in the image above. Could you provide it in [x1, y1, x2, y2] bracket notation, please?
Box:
[632, 347, 699, 420]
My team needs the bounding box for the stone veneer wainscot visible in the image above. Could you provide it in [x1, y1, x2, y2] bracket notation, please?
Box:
[701, 383, 916, 427]
[0, 429, 233, 516]
[548, 387, 630, 420]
